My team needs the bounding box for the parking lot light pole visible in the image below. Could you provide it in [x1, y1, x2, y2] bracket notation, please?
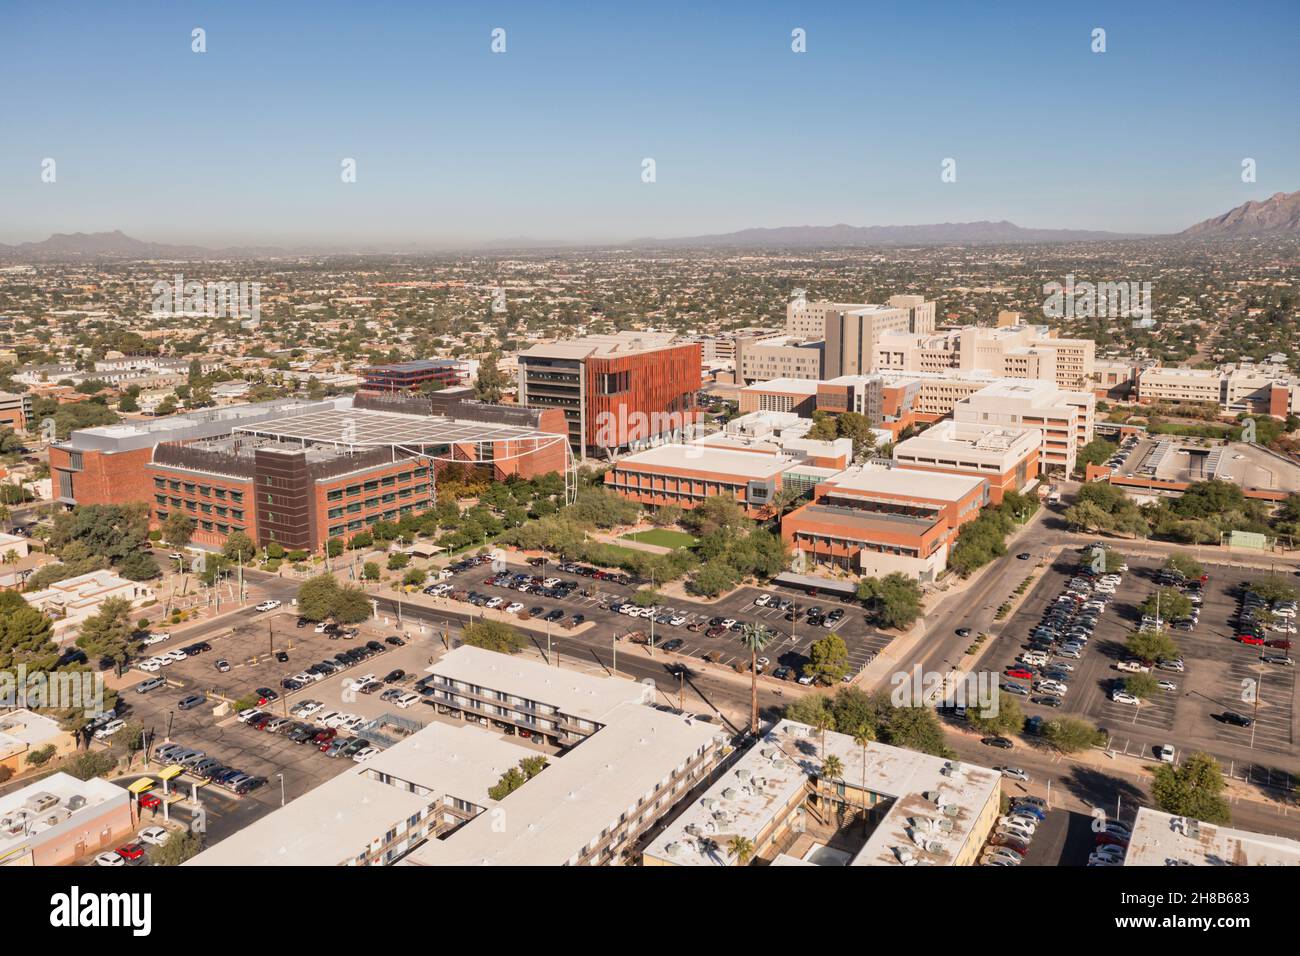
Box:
[276, 773, 285, 807]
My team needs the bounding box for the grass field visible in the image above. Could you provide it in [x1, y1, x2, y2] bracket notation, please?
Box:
[620, 529, 699, 549]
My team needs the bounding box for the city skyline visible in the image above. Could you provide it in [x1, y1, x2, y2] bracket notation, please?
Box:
[3, 0, 1299, 246]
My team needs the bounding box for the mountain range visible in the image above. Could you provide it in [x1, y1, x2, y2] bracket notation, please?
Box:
[2, 192, 1296, 261]
[1180, 190, 1300, 238]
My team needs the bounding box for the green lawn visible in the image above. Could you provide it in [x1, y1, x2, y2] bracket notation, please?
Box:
[620, 529, 699, 549]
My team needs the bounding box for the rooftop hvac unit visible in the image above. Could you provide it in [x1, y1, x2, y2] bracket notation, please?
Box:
[894, 846, 915, 864]
[735, 768, 752, 782]
[66, 794, 87, 812]
[23, 792, 59, 813]
[721, 788, 738, 801]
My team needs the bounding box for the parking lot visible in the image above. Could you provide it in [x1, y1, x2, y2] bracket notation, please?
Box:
[440, 558, 893, 681]
[112, 610, 449, 821]
[985, 548, 1299, 789]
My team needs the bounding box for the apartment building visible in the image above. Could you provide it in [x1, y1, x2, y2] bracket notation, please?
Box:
[892, 420, 1041, 504]
[781, 463, 988, 580]
[0, 773, 133, 867]
[953, 380, 1095, 475]
[645, 720, 1001, 867]
[517, 331, 702, 457]
[189, 722, 535, 866]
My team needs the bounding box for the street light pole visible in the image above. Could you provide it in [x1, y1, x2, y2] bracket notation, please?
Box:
[276, 773, 285, 807]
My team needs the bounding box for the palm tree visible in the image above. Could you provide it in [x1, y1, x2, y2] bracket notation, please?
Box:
[853, 725, 875, 831]
[812, 711, 836, 757]
[727, 835, 755, 866]
[739, 622, 772, 735]
[821, 753, 844, 783]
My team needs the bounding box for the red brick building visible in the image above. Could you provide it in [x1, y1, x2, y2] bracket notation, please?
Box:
[518, 332, 702, 457]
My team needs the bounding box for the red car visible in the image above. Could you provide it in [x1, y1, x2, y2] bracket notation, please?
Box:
[115, 843, 146, 862]
[138, 792, 161, 810]
[1004, 667, 1034, 681]
[1238, 634, 1266, 646]
[313, 728, 337, 747]
[1095, 831, 1130, 848]
[1266, 639, 1294, 649]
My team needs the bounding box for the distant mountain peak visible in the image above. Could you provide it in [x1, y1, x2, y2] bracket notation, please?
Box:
[1181, 190, 1300, 237]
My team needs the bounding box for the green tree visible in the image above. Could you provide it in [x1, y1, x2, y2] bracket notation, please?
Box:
[462, 619, 527, 654]
[362, 561, 381, 581]
[75, 597, 139, 669]
[1163, 554, 1203, 579]
[804, 633, 850, 684]
[147, 830, 203, 866]
[161, 512, 195, 549]
[967, 692, 1023, 738]
[221, 530, 256, 564]
[296, 574, 340, 621]
[1151, 752, 1231, 824]
[1124, 673, 1161, 699]
[1043, 717, 1106, 753]
[1127, 630, 1179, 665]
[857, 573, 923, 629]
[1141, 588, 1192, 622]
[473, 352, 510, 404]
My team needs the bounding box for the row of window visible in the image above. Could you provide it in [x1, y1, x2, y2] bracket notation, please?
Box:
[326, 500, 429, 537]
[155, 510, 244, 537]
[156, 495, 247, 521]
[324, 468, 430, 502]
[327, 484, 430, 518]
[154, 477, 245, 504]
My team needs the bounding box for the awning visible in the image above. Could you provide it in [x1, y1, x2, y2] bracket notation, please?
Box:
[158, 764, 186, 781]
[127, 778, 155, 794]
[772, 572, 859, 597]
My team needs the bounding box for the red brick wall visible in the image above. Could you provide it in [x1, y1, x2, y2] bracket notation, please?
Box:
[584, 344, 702, 449]
[51, 446, 155, 511]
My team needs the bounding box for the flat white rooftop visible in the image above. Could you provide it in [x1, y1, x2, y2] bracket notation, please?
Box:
[0, 772, 127, 858]
[824, 463, 986, 501]
[405, 702, 722, 866]
[616, 443, 796, 480]
[426, 644, 648, 724]
[740, 377, 821, 394]
[894, 420, 1041, 457]
[1122, 807, 1300, 867]
[188, 722, 532, 867]
[644, 720, 1000, 867]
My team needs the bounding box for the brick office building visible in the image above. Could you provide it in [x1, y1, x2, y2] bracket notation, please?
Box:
[52, 395, 572, 553]
[518, 332, 702, 458]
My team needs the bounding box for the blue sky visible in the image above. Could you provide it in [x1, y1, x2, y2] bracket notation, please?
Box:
[2, 0, 1297, 245]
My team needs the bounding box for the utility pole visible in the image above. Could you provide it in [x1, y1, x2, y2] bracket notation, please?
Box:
[678, 670, 684, 713]
[612, 633, 617, 676]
